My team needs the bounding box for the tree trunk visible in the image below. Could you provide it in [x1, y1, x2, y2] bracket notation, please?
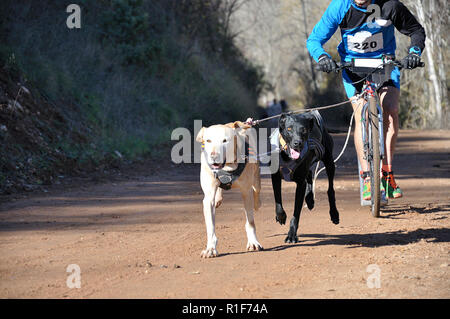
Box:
[300, 0, 317, 91]
[413, 0, 443, 128]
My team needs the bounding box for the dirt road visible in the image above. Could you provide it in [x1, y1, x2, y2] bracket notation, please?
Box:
[1, 130, 449, 298]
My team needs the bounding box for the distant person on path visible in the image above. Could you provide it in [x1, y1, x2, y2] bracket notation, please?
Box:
[280, 100, 288, 113]
[266, 99, 282, 128]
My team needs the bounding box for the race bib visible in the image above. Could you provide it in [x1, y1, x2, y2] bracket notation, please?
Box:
[347, 31, 383, 53]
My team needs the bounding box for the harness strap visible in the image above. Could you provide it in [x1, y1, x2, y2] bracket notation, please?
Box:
[216, 162, 246, 190]
[215, 141, 251, 190]
[309, 137, 325, 161]
[279, 135, 288, 151]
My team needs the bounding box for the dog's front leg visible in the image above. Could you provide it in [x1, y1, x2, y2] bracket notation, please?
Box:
[305, 170, 315, 210]
[241, 188, 263, 252]
[285, 180, 307, 243]
[271, 170, 287, 225]
[323, 154, 340, 225]
[214, 187, 223, 208]
[200, 172, 219, 258]
[201, 192, 218, 258]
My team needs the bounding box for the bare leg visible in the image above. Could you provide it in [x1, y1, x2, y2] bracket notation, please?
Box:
[378, 86, 400, 168]
[351, 97, 368, 172]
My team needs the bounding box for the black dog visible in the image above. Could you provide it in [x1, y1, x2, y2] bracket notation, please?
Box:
[271, 111, 339, 243]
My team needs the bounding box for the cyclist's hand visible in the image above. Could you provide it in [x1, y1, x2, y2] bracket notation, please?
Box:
[401, 52, 421, 69]
[318, 54, 337, 73]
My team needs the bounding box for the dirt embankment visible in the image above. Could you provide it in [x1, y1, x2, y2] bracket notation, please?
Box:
[0, 67, 126, 195]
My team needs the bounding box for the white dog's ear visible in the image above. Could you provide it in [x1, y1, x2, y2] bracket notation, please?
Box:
[196, 127, 206, 142]
[231, 121, 252, 129]
[232, 121, 253, 143]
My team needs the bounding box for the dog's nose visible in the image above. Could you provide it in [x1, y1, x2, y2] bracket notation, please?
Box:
[210, 149, 219, 161]
[292, 141, 301, 148]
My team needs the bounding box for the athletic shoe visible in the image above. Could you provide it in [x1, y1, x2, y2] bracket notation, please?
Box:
[382, 171, 403, 199]
[361, 171, 387, 202]
[361, 172, 371, 201]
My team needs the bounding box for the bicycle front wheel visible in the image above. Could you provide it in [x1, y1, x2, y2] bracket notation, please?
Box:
[368, 96, 381, 217]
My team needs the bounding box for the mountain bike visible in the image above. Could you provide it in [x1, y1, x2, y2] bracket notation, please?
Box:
[335, 56, 424, 217]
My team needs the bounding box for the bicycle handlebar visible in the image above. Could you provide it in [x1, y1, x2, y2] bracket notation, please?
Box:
[338, 60, 425, 71]
[314, 59, 425, 72]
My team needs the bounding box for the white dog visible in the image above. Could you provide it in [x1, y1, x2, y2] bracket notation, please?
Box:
[196, 121, 262, 258]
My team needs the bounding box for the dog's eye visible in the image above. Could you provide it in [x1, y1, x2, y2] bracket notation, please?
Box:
[287, 127, 292, 131]
[206, 139, 212, 143]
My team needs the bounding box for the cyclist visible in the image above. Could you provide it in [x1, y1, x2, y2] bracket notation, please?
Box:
[307, 0, 425, 200]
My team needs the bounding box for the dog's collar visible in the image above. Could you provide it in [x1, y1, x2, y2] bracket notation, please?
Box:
[279, 134, 288, 151]
[214, 162, 247, 190]
[203, 141, 253, 190]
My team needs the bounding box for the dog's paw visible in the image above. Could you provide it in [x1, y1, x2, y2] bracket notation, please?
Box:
[330, 209, 340, 225]
[200, 248, 218, 258]
[285, 226, 299, 243]
[275, 205, 287, 225]
[284, 232, 299, 244]
[305, 191, 315, 210]
[276, 212, 287, 225]
[247, 241, 263, 252]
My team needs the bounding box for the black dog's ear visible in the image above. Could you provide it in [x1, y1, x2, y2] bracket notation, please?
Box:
[279, 113, 288, 129]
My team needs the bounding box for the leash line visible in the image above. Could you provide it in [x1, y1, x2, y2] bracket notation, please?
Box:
[311, 96, 363, 198]
[249, 93, 364, 199]
[253, 99, 353, 125]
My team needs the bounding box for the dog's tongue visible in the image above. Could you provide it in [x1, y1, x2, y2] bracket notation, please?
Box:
[290, 148, 300, 159]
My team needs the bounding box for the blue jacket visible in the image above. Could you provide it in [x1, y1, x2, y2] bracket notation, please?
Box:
[307, 0, 425, 62]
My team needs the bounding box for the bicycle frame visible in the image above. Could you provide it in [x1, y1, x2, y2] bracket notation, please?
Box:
[358, 80, 386, 207]
[333, 56, 424, 215]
